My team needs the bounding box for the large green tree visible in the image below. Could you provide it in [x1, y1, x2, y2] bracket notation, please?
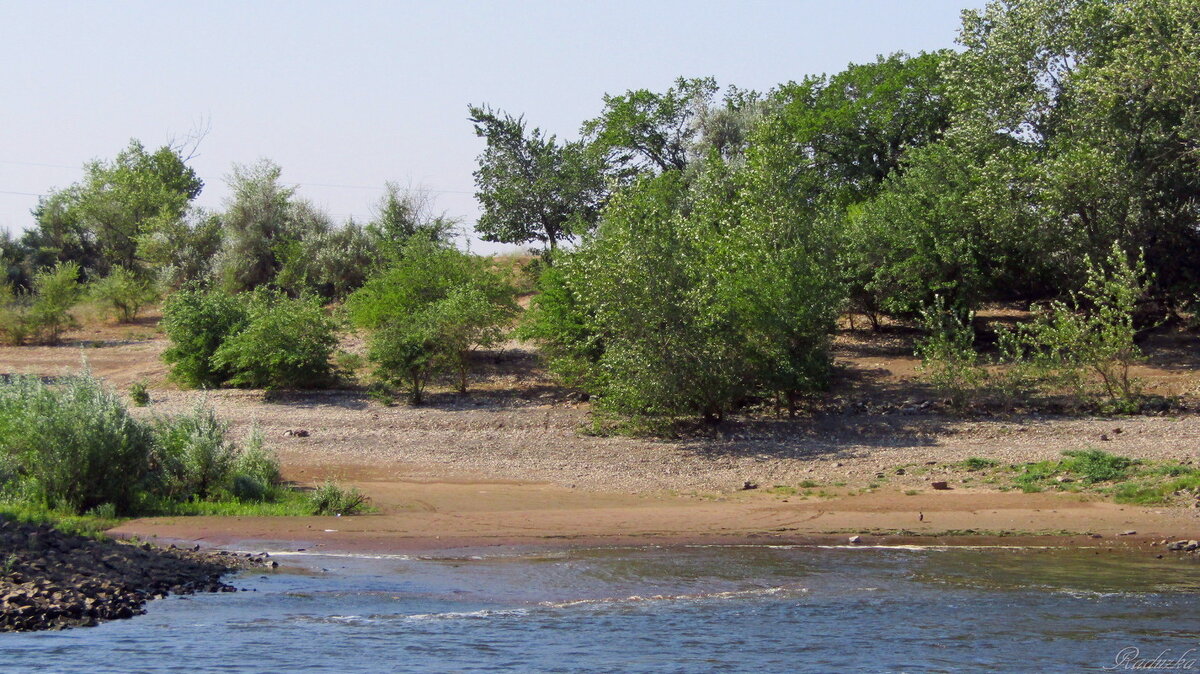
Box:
[581, 77, 719, 177]
[469, 105, 605, 261]
[948, 0, 1200, 305]
[27, 140, 203, 276]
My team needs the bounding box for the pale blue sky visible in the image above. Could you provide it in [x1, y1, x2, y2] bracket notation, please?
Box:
[0, 0, 986, 252]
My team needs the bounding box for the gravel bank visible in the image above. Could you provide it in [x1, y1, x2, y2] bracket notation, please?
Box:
[129, 387, 1200, 495]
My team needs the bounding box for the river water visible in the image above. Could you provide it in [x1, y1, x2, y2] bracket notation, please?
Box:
[2, 545, 1197, 673]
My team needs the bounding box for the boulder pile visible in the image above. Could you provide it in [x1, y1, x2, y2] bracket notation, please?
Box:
[1, 517, 267, 632]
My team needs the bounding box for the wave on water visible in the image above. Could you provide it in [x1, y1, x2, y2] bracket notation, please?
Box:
[262, 549, 576, 562]
[538, 585, 807, 608]
[263, 551, 420, 561]
[289, 608, 534, 625]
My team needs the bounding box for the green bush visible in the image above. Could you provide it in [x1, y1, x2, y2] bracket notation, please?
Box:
[914, 296, 986, 410]
[999, 244, 1149, 407]
[0, 284, 32, 346]
[0, 373, 291, 517]
[151, 403, 240, 501]
[162, 285, 338, 390]
[161, 285, 249, 387]
[228, 428, 282, 502]
[522, 163, 841, 423]
[129, 379, 150, 406]
[0, 373, 152, 514]
[27, 261, 82, 344]
[89, 265, 159, 323]
[307, 481, 369, 516]
[211, 289, 339, 389]
[346, 238, 517, 403]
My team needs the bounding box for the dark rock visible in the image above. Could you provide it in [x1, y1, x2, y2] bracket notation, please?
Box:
[742, 481, 759, 490]
[0, 515, 271, 633]
[931, 481, 951, 490]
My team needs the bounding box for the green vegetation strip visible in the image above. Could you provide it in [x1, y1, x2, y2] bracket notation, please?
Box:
[0, 373, 370, 535]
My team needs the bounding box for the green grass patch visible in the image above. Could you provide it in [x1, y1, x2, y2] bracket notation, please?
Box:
[146, 490, 318, 517]
[1059, 449, 1137, 483]
[959, 457, 999, 471]
[0, 503, 121, 539]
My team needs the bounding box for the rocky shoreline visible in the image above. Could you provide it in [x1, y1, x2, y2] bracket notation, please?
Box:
[1, 516, 271, 632]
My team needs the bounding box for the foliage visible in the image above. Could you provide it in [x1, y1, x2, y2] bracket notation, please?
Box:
[569, 173, 744, 420]
[151, 403, 239, 501]
[0, 373, 291, 518]
[367, 183, 457, 254]
[999, 244, 1150, 406]
[211, 289, 339, 389]
[129, 380, 150, 407]
[914, 296, 986, 409]
[346, 239, 518, 403]
[307, 481, 370, 516]
[580, 77, 719, 177]
[768, 52, 952, 205]
[0, 283, 32, 346]
[517, 263, 603, 389]
[213, 160, 300, 292]
[844, 142, 992, 318]
[949, 0, 1200, 305]
[525, 160, 842, 422]
[160, 284, 250, 387]
[23, 140, 202, 276]
[469, 105, 606, 260]
[0, 373, 152, 514]
[139, 209, 224, 289]
[161, 284, 338, 390]
[27, 261, 82, 344]
[229, 428, 283, 502]
[89, 265, 159, 323]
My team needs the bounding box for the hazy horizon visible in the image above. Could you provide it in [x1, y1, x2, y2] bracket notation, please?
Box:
[1, 0, 986, 253]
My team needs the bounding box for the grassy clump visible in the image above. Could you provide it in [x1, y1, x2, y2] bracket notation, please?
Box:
[938, 448, 1200, 504]
[0, 372, 153, 514]
[307, 481, 371, 516]
[959, 457, 999, 471]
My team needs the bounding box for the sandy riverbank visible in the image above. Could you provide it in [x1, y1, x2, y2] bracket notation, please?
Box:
[108, 470, 1200, 555]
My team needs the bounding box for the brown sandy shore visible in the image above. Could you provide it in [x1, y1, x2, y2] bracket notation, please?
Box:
[109, 470, 1200, 556]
